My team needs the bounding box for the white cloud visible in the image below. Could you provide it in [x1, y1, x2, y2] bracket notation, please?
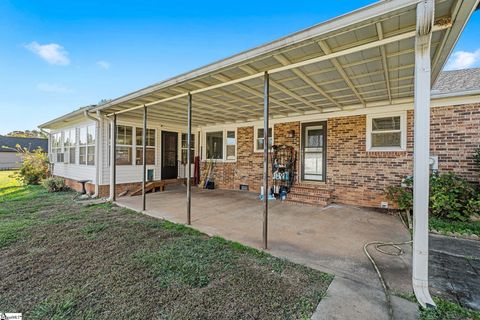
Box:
[37, 83, 73, 93]
[96, 60, 110, 70]
[445, 49, 480, 70]
[25, 41, 70, 65]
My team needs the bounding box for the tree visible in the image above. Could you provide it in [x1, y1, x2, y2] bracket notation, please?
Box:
[6, 130, 47, 138]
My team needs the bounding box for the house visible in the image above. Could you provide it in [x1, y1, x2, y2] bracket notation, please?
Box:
[39, 0, 480, 307]
[0, 135, 48, 170]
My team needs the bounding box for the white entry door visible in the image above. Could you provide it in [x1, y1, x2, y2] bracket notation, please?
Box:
[302, 123, 326, 181]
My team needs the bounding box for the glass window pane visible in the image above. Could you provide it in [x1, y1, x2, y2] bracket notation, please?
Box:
[117, 125, 133, 145]
[372, 116, 400, 131]
[371, 132, 401, 148]
[136, 147, 155, 165]
[87, 146, 95, 165]
[87, 125, 95, 144]
[136, 128, 155, 146]
[116, 146, 132, 165]
[69, 147, 76, 164]
[79, 127, 87, 145]
[307, 129, 323, 148]
[79, 146, 86, 164]
[206, 131, 223, 159]
[227, 131, 236, 145]
[256, 128, 272, 150]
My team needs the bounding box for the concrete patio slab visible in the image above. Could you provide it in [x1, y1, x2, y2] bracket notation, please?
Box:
[429, 234, 480, 310]
[117, 186, 419, 319]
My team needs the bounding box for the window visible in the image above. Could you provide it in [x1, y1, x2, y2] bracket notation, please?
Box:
[64, 129, 76, 164]
[226, 130, 236, 160]
[52, 132, 63, 163]
[367, 113, 406, 151]
[136, 128, 155, 165]
[206, 131, 223, 160]
[79, 125, 95, 165]
[116, 125, 133, 165]
[181, 133, 195, 164]
[254, 127, 273, 152]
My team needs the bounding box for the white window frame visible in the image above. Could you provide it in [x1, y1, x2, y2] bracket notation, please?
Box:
[202, 127, 237, 162]
[225, 129, 237, 161]
[64, 128, 77, 164]
[253, 125, 274, 153]
[366, 111, 407, 151]
[180, 132, 195, 165]
[51, 132, 64, 163]
[115, 125, 134, 165]
[135, 127, 156, 166]
[79, 125, 96, 166]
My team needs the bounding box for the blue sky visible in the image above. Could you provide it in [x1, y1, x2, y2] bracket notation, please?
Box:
[0, 0, 479, 134]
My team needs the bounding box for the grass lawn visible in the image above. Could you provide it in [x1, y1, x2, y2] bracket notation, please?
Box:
[0, 176, 333, 319]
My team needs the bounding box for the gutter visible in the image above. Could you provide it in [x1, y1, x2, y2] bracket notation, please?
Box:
[84, 110, 101, 197]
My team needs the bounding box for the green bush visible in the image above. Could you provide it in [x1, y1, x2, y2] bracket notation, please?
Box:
[474, 147, 480, 172]
[42, 177, 69, 192]
[465, 195, 480, 218]
[386, 172, 478, 222]
[13, 145, 49, 185]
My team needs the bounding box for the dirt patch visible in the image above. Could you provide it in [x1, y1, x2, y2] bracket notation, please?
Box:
[0, 187, 332, 319]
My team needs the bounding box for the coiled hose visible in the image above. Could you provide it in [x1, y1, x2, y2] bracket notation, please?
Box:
[363, 212, 412, 320]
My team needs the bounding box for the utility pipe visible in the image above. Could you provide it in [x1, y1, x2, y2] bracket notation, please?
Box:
[84, 110, 100, 197]
[412, 0, 436, 309]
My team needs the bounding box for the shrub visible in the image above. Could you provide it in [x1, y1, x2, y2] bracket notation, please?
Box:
[474, 147, 480, 172]
[385, 176, 413, 212]
[386, 172, 478, 222]
[430, 172, 475, 221]
[42, 177, 69, 192]
[16, 146, 49, 185]
[465, 195, 480, 218]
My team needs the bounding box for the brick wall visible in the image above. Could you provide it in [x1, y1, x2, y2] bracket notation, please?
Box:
[206, 103, 480, 208]
[61, 103, 480, 208]
[430, 104, 480, 180]
[201, 122, 300, 192]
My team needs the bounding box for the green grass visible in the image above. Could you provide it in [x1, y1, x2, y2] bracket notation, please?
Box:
[420, 297, 480, 320]
[0, 177, 333, 319]
[0, 170, 21, 188]
[430, 217, 480, 237]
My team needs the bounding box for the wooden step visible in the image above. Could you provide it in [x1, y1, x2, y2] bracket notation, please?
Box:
[130, 179, 183, 196]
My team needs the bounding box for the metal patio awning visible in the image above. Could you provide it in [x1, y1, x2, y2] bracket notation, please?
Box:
[89, 0, 478, 127]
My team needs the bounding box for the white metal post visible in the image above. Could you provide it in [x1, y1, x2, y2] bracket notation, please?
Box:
[412, 0, 436, 309]
[109, 114, 117, 202]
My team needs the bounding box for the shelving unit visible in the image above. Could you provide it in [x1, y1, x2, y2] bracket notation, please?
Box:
[271, 145, 296, 199]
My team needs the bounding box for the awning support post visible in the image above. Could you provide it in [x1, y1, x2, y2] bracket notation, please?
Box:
[263, 71, 269, 250]
[109, 114, 117, 202]
[187, 92, 192, 225]
[142, 105, 147, 211]
[412, 0, 436, 309]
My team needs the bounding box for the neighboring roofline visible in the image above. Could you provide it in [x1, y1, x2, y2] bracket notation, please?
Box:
[38, 105, 96, 129]
[90, 0, 423, 113]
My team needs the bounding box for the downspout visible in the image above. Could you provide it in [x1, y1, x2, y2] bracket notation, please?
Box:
[84, 110, 100, 197]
